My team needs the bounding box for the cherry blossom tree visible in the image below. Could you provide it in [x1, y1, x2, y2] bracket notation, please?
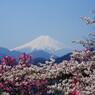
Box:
[73, 10, 95, 49]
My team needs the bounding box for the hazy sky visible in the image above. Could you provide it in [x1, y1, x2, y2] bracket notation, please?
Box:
[0, 0, 95, 50]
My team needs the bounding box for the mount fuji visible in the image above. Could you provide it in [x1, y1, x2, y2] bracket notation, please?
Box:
[11, 35, 73, 56]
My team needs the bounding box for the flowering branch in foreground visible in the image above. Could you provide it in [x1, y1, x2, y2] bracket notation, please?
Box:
[0, 51, 95, 95]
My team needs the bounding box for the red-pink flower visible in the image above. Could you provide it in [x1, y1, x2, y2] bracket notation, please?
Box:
[5, 87, 12, 92]
[71, 91, 80, 95]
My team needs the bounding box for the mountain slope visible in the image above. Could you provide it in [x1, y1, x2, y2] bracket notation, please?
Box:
[11, 35, 70, 52]
[29, 50, 58, 59]
[55, 53, 72, 63]
[11, 35, 64, 51]
[0, 47, 22, 59]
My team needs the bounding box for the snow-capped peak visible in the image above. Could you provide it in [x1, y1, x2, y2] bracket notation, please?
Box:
[11, 35, 68, 52]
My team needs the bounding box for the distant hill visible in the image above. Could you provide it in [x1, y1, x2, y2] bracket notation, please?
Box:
[33, 57, 46, 65]
[0, 47, 72, 65]
[0, 47, 11, 59]
[55, 53, 72, 63]
[32, 53, 72, 65]
[29, 50, 58, 59]
[0, 47, 22, 59]
[0, 47, 58, 60]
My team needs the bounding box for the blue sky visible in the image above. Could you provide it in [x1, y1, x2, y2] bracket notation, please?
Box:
[0, 0, 95, 50]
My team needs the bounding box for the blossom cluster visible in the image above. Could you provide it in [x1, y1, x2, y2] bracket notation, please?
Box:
[73, 10, 95, 48]
[80, 10, 95, 24]
[0, 50, 95, 95]
[80, 16, 95, 24]
[0, 53, 48, 95]
[72, 40, 95, 48]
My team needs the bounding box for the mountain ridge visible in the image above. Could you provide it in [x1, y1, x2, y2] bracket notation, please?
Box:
[0, 47, 72, 65]
[11, 35, 72, 55]
[0, 47, 58, 60]
[29, 50, 58, 59]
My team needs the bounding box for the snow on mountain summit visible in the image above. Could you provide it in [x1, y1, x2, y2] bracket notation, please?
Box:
[11, 35, 68, 52]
